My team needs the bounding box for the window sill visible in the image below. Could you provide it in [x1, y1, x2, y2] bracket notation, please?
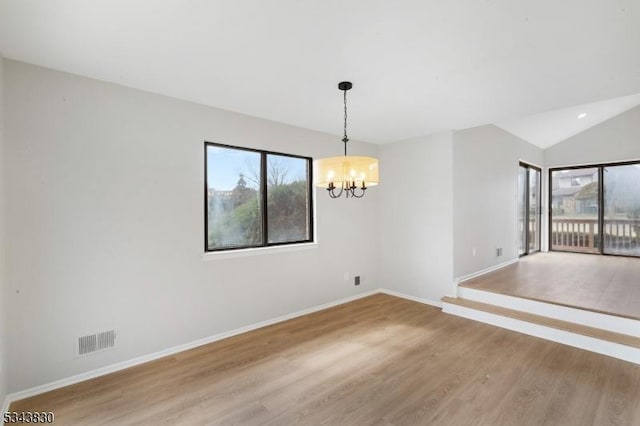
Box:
[202, 242, 318, 261]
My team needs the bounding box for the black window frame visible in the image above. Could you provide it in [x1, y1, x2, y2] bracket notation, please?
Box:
[548, 159, 640, 258]
[204, 141, 314, 252]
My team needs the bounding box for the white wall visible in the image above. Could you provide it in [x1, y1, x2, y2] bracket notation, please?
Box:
[453, 125, 543, 280]
[7, 57, 635, 397]
[379, 132, 455, 302]
[3, 60, 380, 392]
[544, 106, 640, 167]
[0, 55, 8, 407]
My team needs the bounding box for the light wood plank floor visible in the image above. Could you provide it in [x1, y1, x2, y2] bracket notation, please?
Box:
[10, 294, 640, 425]
[461, 252, 640, 320]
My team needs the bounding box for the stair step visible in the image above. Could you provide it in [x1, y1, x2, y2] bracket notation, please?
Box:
[441, 296, 640, 350]
[457, 287, 640, 337]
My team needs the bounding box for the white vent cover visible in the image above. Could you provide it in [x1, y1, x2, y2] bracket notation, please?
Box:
[78, 330, 116, 356]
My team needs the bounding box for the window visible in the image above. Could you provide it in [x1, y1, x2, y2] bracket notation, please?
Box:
[518, 163, 541, 256]
[550, 167, 600, 254]
[603, 163, 640, 256]
[205, 142, 313, 251]
[549, 161, 640, 257]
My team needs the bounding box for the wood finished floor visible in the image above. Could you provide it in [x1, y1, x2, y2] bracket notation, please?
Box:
[9, 294, 640, 425]
[461, 252, 640, 320]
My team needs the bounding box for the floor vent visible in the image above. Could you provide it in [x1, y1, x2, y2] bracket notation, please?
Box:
[78, 330, 116, 356]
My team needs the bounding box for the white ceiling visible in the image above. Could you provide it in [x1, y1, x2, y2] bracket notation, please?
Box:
[495, 93, 640, 148]
[1, 0, 639, 145]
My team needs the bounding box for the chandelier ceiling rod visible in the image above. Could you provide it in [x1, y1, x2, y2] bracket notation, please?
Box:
[340, 81, 351, 156]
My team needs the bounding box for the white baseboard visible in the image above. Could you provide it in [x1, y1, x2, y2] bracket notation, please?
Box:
[379, 288, 442, 308]
[4, 288, 446, 405]
[455, 258, 518, 286]
[4, 289, 380, 406]
[442, 302, 640, 365]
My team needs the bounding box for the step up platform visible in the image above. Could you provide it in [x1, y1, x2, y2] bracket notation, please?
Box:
[442, 288, 640, 365]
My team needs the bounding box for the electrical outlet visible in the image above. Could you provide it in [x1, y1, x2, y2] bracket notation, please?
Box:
[472, 247, 476, 257]
[354, 276, 361, 286]
[496, 247, 503, 257]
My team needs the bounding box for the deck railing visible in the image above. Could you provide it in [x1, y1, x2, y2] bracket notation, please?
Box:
[550, 217, 640, 254]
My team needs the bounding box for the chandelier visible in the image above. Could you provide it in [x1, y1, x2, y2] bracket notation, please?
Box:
[314, 82, 379, 198]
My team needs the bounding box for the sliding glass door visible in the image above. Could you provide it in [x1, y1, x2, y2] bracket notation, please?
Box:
[528, 167, 541, 252]
[550, 167, 600, 253]
[549, 161, 640, 257]
[603, 164, 640, 256]
[518, 166, 527, 255]
[518, 163, 541, 256]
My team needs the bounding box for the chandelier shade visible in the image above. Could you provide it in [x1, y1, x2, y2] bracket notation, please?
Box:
[314, 156, 379, 189]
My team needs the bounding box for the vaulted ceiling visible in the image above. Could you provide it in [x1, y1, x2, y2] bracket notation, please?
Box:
[1, 0, 639, 146]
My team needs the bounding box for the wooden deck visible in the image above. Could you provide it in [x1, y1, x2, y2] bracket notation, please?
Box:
[460, 252, 640, 320]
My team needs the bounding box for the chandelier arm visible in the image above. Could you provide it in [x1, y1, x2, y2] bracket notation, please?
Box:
[351, 187, 367, 198]
[327, 182, 344, 198]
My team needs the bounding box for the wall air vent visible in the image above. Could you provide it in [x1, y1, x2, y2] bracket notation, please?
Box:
[78, 330, 116, 356]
